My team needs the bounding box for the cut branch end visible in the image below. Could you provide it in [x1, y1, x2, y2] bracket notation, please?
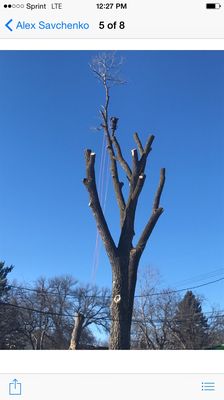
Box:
[153, 168, 166, 211]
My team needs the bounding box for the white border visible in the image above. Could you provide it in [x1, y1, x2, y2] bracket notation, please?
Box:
[0, 351, 223, 373]
[1, 38, 224, 50]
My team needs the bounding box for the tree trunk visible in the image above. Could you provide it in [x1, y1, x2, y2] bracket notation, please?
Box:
[110, 301, 132, 349]
[109, 256, 139, 350]
[69, 312, 85, 350]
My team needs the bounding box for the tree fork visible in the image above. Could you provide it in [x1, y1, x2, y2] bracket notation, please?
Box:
[83, 143, 165, 349]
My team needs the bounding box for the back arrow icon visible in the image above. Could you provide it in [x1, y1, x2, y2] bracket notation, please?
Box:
[5, 19, 13, 31]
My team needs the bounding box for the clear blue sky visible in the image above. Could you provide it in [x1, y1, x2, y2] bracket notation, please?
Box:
[0, 51, 223, 309]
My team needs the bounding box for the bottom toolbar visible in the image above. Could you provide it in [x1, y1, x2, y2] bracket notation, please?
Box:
[0, 374, 223, 399]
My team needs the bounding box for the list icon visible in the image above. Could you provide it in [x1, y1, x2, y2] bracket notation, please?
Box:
[202, 381, 215, 391]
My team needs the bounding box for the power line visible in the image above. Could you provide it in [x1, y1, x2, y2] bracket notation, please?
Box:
[10, 275, 224, 300]
[0, 301, 74, 319]
[135, 276, 224, 298]
[172, 268, 224, 287]
[10, 284, 110, 300]
[1, 300, 224, 324]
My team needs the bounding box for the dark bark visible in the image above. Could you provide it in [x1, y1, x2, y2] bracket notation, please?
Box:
[83, 132, 165, 349]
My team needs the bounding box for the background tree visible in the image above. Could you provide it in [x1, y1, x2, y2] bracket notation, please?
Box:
[83, 53, 166, 349]
[14, 277, 60, 350]
[11, 275, 110, 349]
[0, 261, 13, 296]
[132, 291, 179, 349]
[0, 262, 25, 349]
[131, 268, 179, 349]
[0, 261, 13, 348]
[69, 284, 110, 349]
[206, 308, 224, 349]
[172, 290, 209, 349]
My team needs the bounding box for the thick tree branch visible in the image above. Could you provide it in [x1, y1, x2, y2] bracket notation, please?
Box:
[136, 207, 164, 254]
[118, 137, 160, 251]
[83, 149, 117, 263]
[111, 135, 132, 180]
[101, 111, 126, 224]
[136, 168, 166, 255]
[131, 174, 146, 202]
[133, 132, 144, 156]
[153, 168, 166, 211]
[118, 174, 146, 256]
[117, 149, 142, 250]
[138, 135, 155, 175]
[144, 135, 155, 156]
[130, 148, 139, 192]
[131, 149, 138, 175]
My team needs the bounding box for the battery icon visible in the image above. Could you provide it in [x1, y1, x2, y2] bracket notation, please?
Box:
[206, 3, 221, 8]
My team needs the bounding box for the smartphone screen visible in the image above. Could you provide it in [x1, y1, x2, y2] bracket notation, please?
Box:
[0, 1, 223, 399]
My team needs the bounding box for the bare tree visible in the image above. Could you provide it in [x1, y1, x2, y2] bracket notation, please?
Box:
[14, 278, 59, 349]
[83, 53, 166, 349]
[69, 285, 110, 349]
[207, 309, 224, 348]
[44, 276, 77, 349]
[73, 285, 110, 331]
[12, 276, 109, 349]
[132, 270, 179, 349]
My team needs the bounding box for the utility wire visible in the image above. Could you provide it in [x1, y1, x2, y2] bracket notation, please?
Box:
[172, 268, 224, 287]
[10, 275, 224, 300]
[1, 300, 224, 324]
[135, 276, 224, 298]
[0, 301, 74, 319]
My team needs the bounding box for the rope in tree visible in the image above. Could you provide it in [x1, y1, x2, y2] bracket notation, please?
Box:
[91, 132, 110, 281]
